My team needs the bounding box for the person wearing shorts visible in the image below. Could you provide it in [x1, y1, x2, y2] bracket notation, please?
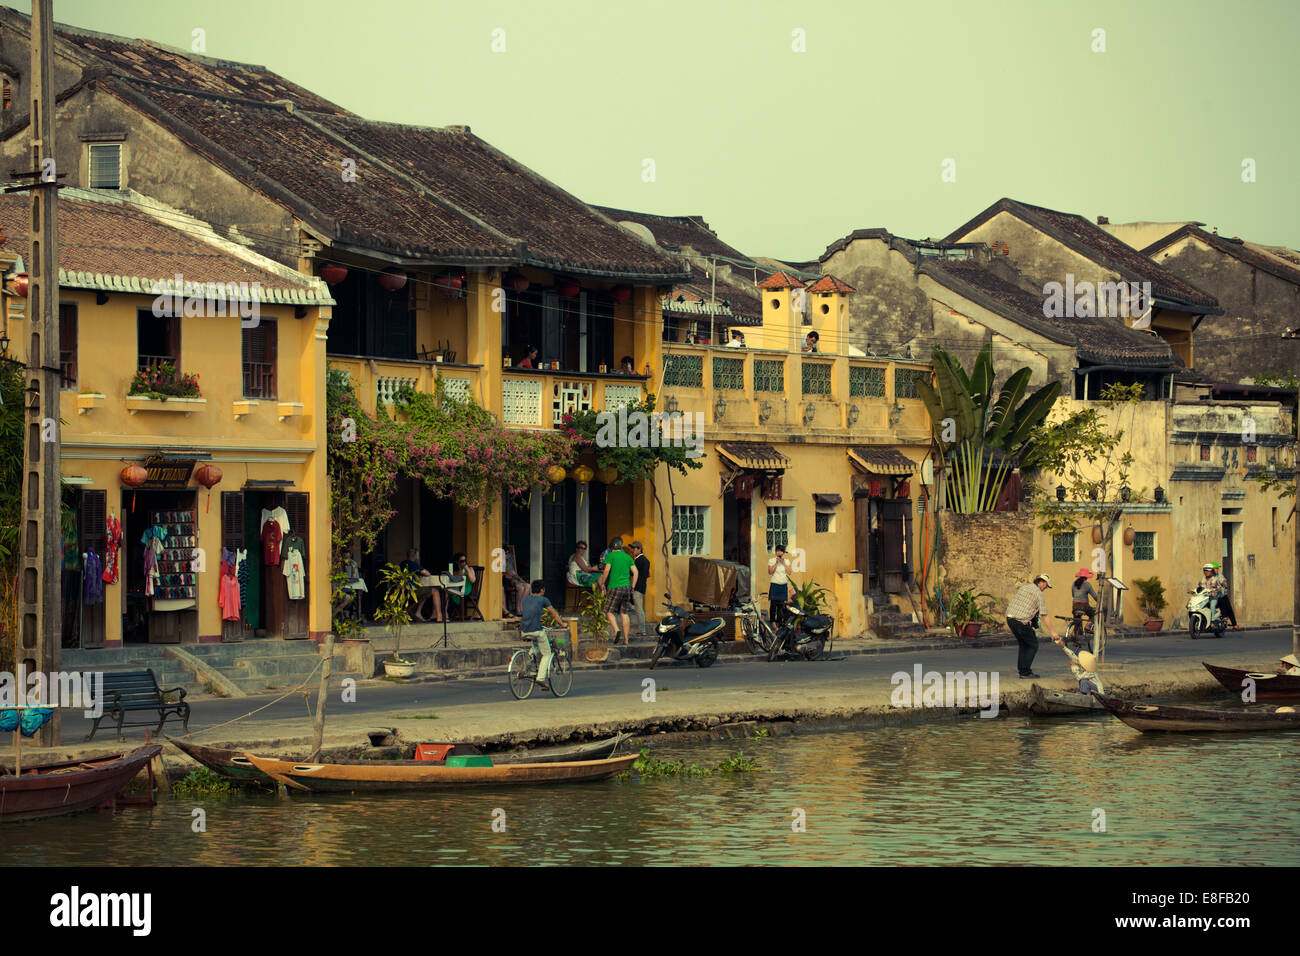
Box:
[599, 537, 638, 646]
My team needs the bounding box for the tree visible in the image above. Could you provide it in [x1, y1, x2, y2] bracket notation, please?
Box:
[916, 344, 1061, 513]
[1028, 382, 1145, 660]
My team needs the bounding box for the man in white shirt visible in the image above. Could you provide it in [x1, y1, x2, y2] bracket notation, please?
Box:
[1005, 573, 1061, 679]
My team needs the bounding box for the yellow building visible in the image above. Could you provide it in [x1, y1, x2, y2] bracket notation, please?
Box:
[0, 189, 333, 648]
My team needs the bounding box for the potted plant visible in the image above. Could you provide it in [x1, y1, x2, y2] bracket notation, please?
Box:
[948, 587, 997, 639]
[579, 585, 612, 663]
[1132, 576, 1167, 631]
[374, 562, 419, 677]
[789, 579, 831, 615]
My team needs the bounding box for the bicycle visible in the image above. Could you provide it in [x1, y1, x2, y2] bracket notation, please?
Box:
[1056, 614, 1094, 651]
[734, 601, 780, 656]
[508, 627, 573, 700]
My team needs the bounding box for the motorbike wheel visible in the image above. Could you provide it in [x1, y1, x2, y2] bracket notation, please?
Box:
[507, 649, 535, 700]
[648, 641, 666, 669]
[1188, 614, 1201, 640]
[768, 634, 786, 663]
[549, 651, 573, 697]
[694, 642, 718, 668]
[1212, 624, 1225, 640]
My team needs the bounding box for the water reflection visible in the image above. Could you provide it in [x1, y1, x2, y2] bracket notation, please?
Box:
[3, 719, 1298, 866]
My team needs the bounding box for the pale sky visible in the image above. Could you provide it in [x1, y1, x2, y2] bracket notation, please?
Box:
[16, 0, 1300, 259]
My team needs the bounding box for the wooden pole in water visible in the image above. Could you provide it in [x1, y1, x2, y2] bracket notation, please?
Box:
[12, 727, 18, 776]
[309, 633, 335, 762]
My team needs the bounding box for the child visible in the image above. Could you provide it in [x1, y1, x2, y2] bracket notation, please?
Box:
[520, 580, 565, 689]
[1053, 635, 1105, 695]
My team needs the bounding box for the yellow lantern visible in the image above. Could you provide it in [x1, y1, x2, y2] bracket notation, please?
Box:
[546, 465, 567, 485]
[1123, 524, 1136, 546]
[595, 466, 619, 484]
[1091, 524, 1103, 544]
[572, 464, 595, 484]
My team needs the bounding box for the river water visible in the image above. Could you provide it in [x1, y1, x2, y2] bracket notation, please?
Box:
[5, 716, 1299, 866]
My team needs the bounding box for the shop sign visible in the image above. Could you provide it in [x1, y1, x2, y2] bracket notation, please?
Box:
[142, 456, 197, 488]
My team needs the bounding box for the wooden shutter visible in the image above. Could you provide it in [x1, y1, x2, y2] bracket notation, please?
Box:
[221, 492, 244, 549]
[59, 303, 77, 388]
[284, 492, 310, 637]
[78, 490, 107, 648]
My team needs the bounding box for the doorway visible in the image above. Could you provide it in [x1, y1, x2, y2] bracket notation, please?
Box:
[121, 489, 199, 644]
[220, 489, 310, 640]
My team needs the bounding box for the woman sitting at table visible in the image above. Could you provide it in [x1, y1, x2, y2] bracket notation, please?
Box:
[402, 548, 442, 622]
[445, 553, 477, 616]
[567, 541, 601, 587]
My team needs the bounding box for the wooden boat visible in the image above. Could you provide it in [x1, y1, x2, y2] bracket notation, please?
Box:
[245, 751, 639, 793]
[167, 733, 629, 785]
[0, 745, 161, 823]
[1028, 684, 1105, 715]
[1202, 662, 1300, 702]
[1099, 696, 1300, 733]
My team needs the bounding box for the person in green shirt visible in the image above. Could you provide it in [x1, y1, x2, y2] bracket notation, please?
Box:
[599, 537, 638, 646]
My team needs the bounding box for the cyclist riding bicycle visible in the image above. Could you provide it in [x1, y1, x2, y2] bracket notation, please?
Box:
[1069, 568, 1098, 648]
[520, 579, 566, 690]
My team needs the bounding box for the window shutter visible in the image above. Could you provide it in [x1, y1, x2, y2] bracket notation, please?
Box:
[59, 303, 77, 388]
[285, 492, 309, 599]
[221, 492, 244, 549]
[88, 143, 121, 189]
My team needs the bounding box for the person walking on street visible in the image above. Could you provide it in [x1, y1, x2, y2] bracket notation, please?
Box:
[767, 545, 792, 626]
[1006, 573, 1060, 679]
[629, 540, 650, 637]
[599, 537, 638, 646]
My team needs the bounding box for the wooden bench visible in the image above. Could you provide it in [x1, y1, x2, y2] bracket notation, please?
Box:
[86, 669, 191, 742]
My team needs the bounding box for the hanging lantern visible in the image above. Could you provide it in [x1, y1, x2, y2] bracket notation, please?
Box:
[320, 265, 349, 286]
[12, 273, 28, 297]
[896, 480, 910, 498]
[572, 465, 595, 484]
[435, 273, 464, 298]
[378, 270, 408, 292]
[1091, 524, 1103, 544]
[610, 284, 632, 305]
[868, 479, 883, 498]
[557, 279, 580, 298]
[121, 463, 147, 511]
[1123, 524, 1136, 546]
[546, 465, 567, 485]
[595, 465, 619, 485]
[505, 271, 530, 293]
[195, 463, 224, 514]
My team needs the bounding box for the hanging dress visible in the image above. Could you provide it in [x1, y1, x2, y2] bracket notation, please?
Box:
[102, 513, 122, 585]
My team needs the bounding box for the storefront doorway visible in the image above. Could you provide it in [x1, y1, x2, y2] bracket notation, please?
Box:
[121, 488, 199, 644]
[220, 489, 310, 640]
[61, 487, 108, 649]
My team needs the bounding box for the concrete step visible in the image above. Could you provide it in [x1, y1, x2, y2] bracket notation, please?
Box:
[230, 670, 366, 696]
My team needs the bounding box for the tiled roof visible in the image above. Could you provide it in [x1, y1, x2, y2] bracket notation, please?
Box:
[806, 275, 856, 294]
[757, 271, 806, 290]
[665, 263, 763, 326]
[45, 15, 349, 113]
[922, 260, 1177, 369]
[0, 190, 329, 302]
[718, 442, 790, 470]
[849, 447, 916, 475]
[91, 79, 687, 279]
[1143, 226, 1300, 289]
[592, 207, 750, 264]
[945, 198, 1221, 313]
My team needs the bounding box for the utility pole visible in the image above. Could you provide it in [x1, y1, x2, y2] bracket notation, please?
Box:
[15, 0, 62, 746]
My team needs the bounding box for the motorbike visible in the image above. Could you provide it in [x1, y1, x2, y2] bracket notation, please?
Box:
[767, 603, 834, 661]
[650, 595, 725, 668]
[1186, 588, 1226, 640]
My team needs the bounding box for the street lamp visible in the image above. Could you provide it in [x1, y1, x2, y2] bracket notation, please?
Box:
[1056, 484, 1066, 502]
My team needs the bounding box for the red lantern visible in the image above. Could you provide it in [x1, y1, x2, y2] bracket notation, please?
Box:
[378, 270, 408, 292]
[505, 271, 530, 293]
[557, 280, 580, 298]
[320, 265, 348, 286]
[12, 273, 28, 297]
[435, 273, 464, 298]
[121, 463, 147, 511]
[868, 479, 883, 498]
[896, 480, 910, 498]
[195, 463, 223, 513]
[611, 284, 632, 305]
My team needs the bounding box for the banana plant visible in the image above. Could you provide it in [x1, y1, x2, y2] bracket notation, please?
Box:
[916, 345, 1061, 513]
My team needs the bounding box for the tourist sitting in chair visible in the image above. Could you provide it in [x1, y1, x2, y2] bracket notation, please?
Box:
[567, 541, 601, 587]
[445, 552, 476, 618]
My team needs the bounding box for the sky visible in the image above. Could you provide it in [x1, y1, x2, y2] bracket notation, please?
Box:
[15, 0, 1300, 259]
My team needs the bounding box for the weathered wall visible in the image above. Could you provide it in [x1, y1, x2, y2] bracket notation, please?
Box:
[818, 238, 931, 355]
[1149, 236, 1300, 384]
[938, 510, 1035, 615]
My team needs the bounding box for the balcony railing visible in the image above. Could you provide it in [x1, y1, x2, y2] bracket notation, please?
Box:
[327, 356, 483, 417]
[502, 369, 646, 429]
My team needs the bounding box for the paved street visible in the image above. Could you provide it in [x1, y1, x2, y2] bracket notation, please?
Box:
[52, 626, 1295, 748]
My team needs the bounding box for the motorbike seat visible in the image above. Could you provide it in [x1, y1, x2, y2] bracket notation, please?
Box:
[687, 619, 723, 636]
[803, 614, 834, 630]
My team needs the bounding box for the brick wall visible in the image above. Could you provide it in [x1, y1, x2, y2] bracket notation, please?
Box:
[938, 511, 1035, 613]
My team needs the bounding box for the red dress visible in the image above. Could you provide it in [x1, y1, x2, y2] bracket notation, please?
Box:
[102, 514, 122, 585]
[261, 521, 282, 566]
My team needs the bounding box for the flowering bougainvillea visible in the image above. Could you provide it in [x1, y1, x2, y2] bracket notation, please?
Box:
[128, 363, 201, 399]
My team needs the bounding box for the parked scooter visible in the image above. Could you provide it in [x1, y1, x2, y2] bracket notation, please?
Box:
[1186, 589, 1226, 640]
[767, 604, 834, 661]
[650, 595, 725, 668]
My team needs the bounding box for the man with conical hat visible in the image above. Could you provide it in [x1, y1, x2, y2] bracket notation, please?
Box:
[1277, 653, 1300, 677]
